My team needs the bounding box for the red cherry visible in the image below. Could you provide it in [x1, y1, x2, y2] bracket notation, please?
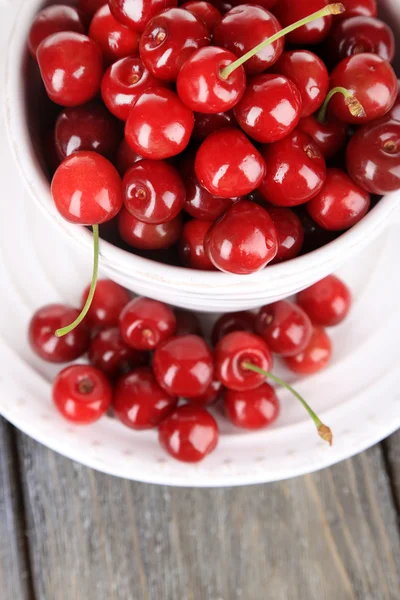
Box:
[273, 0, 333, 45]
[37, 32, 103, 107]
[115, 138, 142, 175]
[329, 53, 397, 124]
[211, 311, 256, 346]
[158, 405, 219, 462]
[101, 56, 162, 122]
[29, 304, 90, 363]
[52, 364, 112, 424]
[114, 367, 177, 429]
[224, 382, 279, 429]
[271, 51, 329, 118]
[174, 309, 203, 337]
[214, 331, 273, 391]
[195, 128, 266, 197]
[181, 1, 222, 31]
[297, 275, 352, 326]
[384, 83, 400, 122]
[192, 110, 235, 141]
[296, 207, 338, 254]
[284, 326, 332, 375]
[140, 8, 210, 82]
[28, 5, 84, 58]
[297, 115, 347, 159]
[81, 279, 130, 328]
[230, 0, 277, 8]
[327, 16, 395, 64]
[307, 168, 370, 231]
[180, 220, 216, 270]
[187, 379, 223, 406]
[89, 4, 140, 65]
[78, 0, 107, 23]
[125, 87, 194, 159]
[268, 207, 304, 263]
[255, 300, 312, 357]
[119, 296, 176, 350]
[258, 131, 326, 207]
[108, 0, 178, 32]
[213, 5, 283, 75]
[153, 335, 214, 397]
[55, 102, 121, 161]
[337, 0, 377, 19]
[51, 151, 123, 224]
[176, 46, 246, 114]
[118, 206, 183, 249]
[89, 327, 148, 378]
[123, 160, 185, 224]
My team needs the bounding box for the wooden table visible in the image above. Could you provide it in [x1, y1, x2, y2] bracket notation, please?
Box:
[1, 417, 399, 600]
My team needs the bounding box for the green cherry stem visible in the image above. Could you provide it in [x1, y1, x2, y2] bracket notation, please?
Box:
[56, 224, 99, 337]
[317, 86, 366, 123]
[242, 361, 333, 446]
[220, 3, 345, 80]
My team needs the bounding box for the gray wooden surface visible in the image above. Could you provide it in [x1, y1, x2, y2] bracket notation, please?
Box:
[0, 416, 399, 600]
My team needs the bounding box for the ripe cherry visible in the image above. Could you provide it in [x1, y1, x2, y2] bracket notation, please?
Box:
[230, 0, 277, 7]
[29, 304, 90, 363]
[119, 297, 176, 350]
[187, 379, 223, 407]
[89, 327, 148, 378]
[78, 0, 106, 23]
[118, 207, 183, 249]
[116, 139, 142, 176]
[273, 0, 333, 45]
[284, 326, 332, 375]
[192, 111, 235, 141]
[37, 32, 103, 107]
[337, 0, 377, 19]
[327, 16, 395, 64]
[153, 335, 214, 397]
[205, 200, 278, 274]
[211, 311, 256, 346]
[297, 275, 352, 326]
[89, 4, 140, 66]
[81, 279, 130, 328]
[224, 383, 279, 429]
[268, 207, 305, 263]
[108, 0, 178, 32]
[174, 309, 203, 337]
[297, 116, 347, 159]
[255, 300, 312, 357]
[28, 5, 84, 58]
[181, 1, 222, 32]
[307, 168, 370, 230]
[158, 405, 219, 462]
[52, 364, 112, 424]
[179, 220, 216, 270]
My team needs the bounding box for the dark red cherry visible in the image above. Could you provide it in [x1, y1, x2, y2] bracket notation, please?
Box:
[273, 0, 333, 45]
[43, 130, 61, 175]
[284, 326, 332, 375]
[307, 168, 371, 230]
[258, 131, 326, 207]
[268, 207, 304, 263]
[337, 0, 377, 19]
[230, 0, 277, 9]
[179, 220, 216, 270]
[28, 5, 84, 58]
[213, 5, 283, 75]
[296, 208, 338, 254]
[120, 296, 176, 350]
[89, 4, 140, 65]
[118, 207, 183, 249]
[181, 1, 222, 31]
[192, 110, 235, 141]
[174, 309, 203, 337]
[255, 300, 312, 357]
[384, 83, 400, 122]
[327, 16, 395, 64]
[297, 116, 347, 159]
[125, 87, 194, 159]
[297, 275, 352, 326]
[195, 128, 266, 197]
[89, 327, 148, 378]
[205, 200, 278, 274]
[224, 383, 279, 429]
[116, 139, 142, 175]
[211, 311, 256, 346]
[78, 0, 106, 23]
[108, 0, 178, 32]
[81, 279, 130, 328]
[187, 379, 223, 407]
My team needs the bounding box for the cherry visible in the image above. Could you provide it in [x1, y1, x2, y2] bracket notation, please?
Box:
[89, 327, 148, 378]
[81, 279, 130, 328]
[327, 16, 395, 64]
[89, 4, 140, 66]
[271, 51, 329, 118]
[346, 119, 400, 194]
[125, 87, 194, 159]
[297, 275, 352, 326]
[181, 1, 222, 31]
[123, 160, 186, 224]
[284, 326, 332, 375]
[153, 335, 214, 397]
[234, 74, 302, 144]
[192, 111, 235, 141]
[187, 379, 223, 406]
[297, 115, 347, 159]
[224, 383, 279, 429]
[174, 309, 203, 337]
[28, 5, 85, 59]
[258, 131, 326, 207]
[52, 365, 112, 424]
[195, 128, 266, 197]
[29, 304, 90, 363]
[114, 367, 177, 429]
[118, 207, 183, 249]
[211, 311, 256, 346]
[54, 102, 120, 161]
[385, 83, 400, 122]
[337, 0, 377, 19]
[296, 208, 338, 254]
[307, 168, 370, 230]
[255, 300, 312, 357]
[108, 0, 178, 32]
[115, 139, 142, 176]
[158, 405, 219, 462]
[78, 0, 107, 23]
[140, 8, 210, 82]
[119, 296, 176, 350]
[37, 32, 103, 107]
[205, 200, 278, 274]
[101, 56, 162, 122]
[179, 220, 216, 270]
[268, 207, 304, 264]
[230, 0, 277, 6]
[273, 0, 334, 45]
[213, 5, 284, 75]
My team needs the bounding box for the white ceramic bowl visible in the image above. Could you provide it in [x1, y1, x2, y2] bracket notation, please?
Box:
[5, 0, 400, 312]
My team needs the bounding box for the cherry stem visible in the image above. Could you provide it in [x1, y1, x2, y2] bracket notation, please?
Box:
[56, 224, 99, 338]
[317, 86, 366, 123]
[220, 3, 345, 79]
[242, 361, 333, 446]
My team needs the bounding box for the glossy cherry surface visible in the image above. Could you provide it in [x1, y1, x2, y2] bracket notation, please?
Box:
[89, 327, 147, 378]
[231, 0, 277, 7]
[268, 207, 304, 263]
[37, 32, 103, 107]
[52, 365, 112, 424]
[255, 300, 312, 357]
[192, 110, 235, 141]
[89, 4, 140, 65]
[327, 16, 395, 64]
[181, 1, 222, 31]
[119, 297, 176, 350]
[307, 168, 370, 231]
[284, 326, 332, 375]
[174, 309, 203, 337]
[195, 128, 266, 197]
[258, 131, 326, 207]
[81, 279, 130, 328]
[51, 151, 123, 224]
[297, 116, 347, 159]
[78, 0, 106, 22]
[234, 74, 302, 144]
[205, 200, 278, 274]
[273, 0, 333, 45]
[28, 5, 84, 58]
[108, 0, 178, 32]
[153, 335, 214, 397]
[118, 207, 183, 249]
[187, 379, 223, 406]
[211, 311, 256, 346]
[125, 87, 194, 159]
[116, 139, 142, 175]
[297, 275, 352, 326]
[29, 304, 90, 363]
[158, 405, 219, 463]
[224, 383, 279, 429]
[179, 220, 216, 270]
[337, 0, 377, 19]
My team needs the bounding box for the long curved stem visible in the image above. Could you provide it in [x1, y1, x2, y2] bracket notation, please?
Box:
[317, 86, 366, 123]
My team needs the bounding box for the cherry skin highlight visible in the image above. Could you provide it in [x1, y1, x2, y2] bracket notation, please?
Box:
[297, 275, 352, 327]
[179, 220, 216, 270]
[28, 5, 84, 58]
[187, 379, 223, 407]
[108, 0, 178, 32]
[327, 16, 395, 64]
[81, 279, 130, 328]
[255, 300, 313, 357]
[224, 383, 280, 430]
[118, 207, 183, 250]
[89, 4, 140, 66]
[119, 297, 176, 351]
[284, 326, 332, 375]
[89, 327, 148, 379]
[268, 207, 304, 264]
[273, 0, 333, 45]
[297, 116, 347, 159]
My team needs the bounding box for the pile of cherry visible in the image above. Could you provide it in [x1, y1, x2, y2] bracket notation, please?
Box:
[31, 0, 400, 275]
[29, 275, 351, 462]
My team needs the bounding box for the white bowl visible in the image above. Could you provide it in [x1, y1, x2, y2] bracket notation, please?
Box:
[5, 0, 400, 312]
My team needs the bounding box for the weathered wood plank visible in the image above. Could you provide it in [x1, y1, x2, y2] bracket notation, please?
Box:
[384, 429, 400, 512]
[16, 430, 400, 600]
